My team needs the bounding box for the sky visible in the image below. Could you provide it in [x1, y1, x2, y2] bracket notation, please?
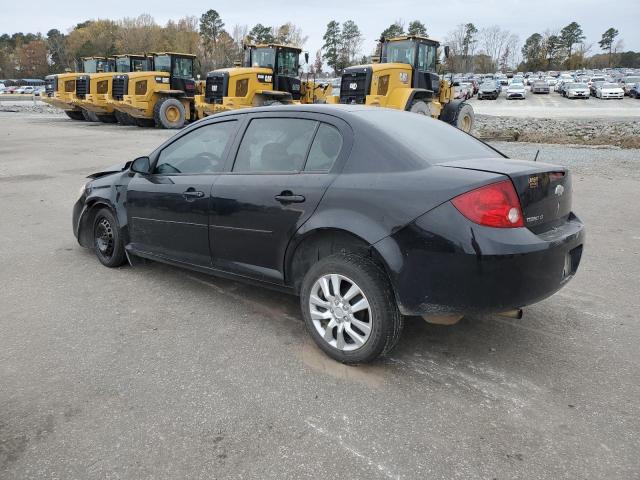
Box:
[1, 0, 638, 61]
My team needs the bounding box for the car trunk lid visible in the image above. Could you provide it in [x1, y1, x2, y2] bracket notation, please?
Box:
[439, 158, 571, 233]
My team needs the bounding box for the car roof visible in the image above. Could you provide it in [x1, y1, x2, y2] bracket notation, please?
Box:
[202, 103, 371, 121]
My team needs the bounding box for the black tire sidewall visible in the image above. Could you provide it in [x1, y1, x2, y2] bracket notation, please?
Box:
[93, 208, 126, 268]
[300, 254, 399, 364]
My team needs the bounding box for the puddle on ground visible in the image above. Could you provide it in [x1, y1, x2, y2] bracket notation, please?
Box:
[300, 340, 388, 388]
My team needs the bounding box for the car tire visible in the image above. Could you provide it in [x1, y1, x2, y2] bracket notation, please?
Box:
[65, 110, 85, 121]
[153, 97, 185, 129]
[452, 102, 474, 132]
[300, 254, 403, 364]
[92, 208, 127, 268]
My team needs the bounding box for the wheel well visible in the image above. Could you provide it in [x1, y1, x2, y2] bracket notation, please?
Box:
[286, 229, 385, 293]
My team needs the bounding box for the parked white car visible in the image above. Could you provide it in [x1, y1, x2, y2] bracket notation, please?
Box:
[16, 86, 35, 94]
[596, 82, 624, 99]
[564, 83, 590, 99]
[506, 83, 526, 100]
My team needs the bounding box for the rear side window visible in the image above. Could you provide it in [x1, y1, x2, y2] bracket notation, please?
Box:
[233, 118, 317, 172]
[354, 110, 497, 165]
[305, 124, 342, 172]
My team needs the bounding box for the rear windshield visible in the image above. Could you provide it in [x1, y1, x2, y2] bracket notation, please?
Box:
[353, 109, 499, 165]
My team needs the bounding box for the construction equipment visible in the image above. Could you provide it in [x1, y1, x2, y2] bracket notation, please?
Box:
[77, 55, 152, 124]
[194, 43, 330, 118]
[110, 52, 197, 128]
[42, 57, 115, 121]
[330, 35, 475, 132]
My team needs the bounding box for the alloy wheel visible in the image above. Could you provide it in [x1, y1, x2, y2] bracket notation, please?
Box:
[309, 274, 372, 351]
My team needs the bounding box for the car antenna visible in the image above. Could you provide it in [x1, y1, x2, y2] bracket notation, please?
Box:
[534, 150, 540, 162]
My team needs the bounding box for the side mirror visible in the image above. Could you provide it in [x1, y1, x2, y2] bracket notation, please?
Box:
[130, 156, 150, 174]
[444, 46, 450, 59]
[304, 52, 309, 64]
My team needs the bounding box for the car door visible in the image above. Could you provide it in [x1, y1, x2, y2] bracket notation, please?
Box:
[210, 113, 346, 283]
[126, 119, 239, 266]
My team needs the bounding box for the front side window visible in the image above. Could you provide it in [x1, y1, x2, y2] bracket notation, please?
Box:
[233, 118, 317, 173]
[154, 55, 171, 73]
[383, 41, 415, 66]
[154, 121, 237, 175]
[277, 49, 299, 76]
[252, 48, 275, 69]
[173, 57, 194, 78]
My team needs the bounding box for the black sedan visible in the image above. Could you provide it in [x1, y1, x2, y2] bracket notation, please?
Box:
[73, 105, 585, 363]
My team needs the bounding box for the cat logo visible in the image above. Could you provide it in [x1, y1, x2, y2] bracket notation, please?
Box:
[399, 72, 409, 83]
[211, 85, 218, 92]
[257, 74, 273, 83]
[349, 82, 358, 90]
[528, 176, 539, 189]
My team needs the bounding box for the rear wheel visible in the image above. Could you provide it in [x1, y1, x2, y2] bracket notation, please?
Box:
[300, 254, 403, 364]
[153, 97, 185, 129]
[92, 208, 126, 268]
[454, 103, 474, 132]
[65, 110, 85, 121]
[409, 100, 433, 117]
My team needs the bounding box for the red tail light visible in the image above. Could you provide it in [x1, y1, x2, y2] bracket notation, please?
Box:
[451, 179, 524, 228]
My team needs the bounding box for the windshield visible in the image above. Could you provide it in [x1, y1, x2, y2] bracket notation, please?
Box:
[252, 48, 276, 69]
[382, 40, 415, 65]
[116, 57, 130, 73]
[83, 59, 112, 73]
[277, 49, 299, 76]
[154, 55, 171, 73]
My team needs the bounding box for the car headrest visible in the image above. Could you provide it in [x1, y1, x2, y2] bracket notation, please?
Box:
[261, 142, 289, 171]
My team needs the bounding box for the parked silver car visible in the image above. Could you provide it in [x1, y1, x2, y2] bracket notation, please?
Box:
[564, 83, 590, 99]
[531, 80, 550, 94]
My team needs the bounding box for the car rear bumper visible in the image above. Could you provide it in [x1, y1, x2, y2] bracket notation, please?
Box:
[374, 201, 585, 316]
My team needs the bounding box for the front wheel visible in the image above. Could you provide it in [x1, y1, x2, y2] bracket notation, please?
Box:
[92, 208, 127, 268]
[65, 110, 85, 121]
[153, 97, 186, 129]
[300, 254, 403, 364]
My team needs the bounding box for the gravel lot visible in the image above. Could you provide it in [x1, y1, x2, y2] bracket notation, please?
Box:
[1, 113, 639, 479]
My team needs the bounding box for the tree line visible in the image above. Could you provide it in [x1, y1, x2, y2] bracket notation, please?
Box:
[1, 13, 637, 79]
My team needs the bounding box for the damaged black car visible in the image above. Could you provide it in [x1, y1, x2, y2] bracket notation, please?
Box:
[73, 105, 585, 363]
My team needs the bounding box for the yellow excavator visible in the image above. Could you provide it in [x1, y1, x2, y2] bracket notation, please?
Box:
[194, 43, 331, 118]
[109, 52, 198, 128]
[328, 35, 474, 132]
[75, 54, 152, 124]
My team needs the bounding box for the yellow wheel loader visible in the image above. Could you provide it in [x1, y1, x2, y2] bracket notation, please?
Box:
[110, 52, 197, 128]
[77, 55, 152, 124]
[331, 35, 474, 132]
[42, 57, 115, 121]
[194, 43, 331, 118]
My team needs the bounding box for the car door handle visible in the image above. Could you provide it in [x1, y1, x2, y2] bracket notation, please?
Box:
[275, 191, 305, 204]
[183, 189, 205, 200]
